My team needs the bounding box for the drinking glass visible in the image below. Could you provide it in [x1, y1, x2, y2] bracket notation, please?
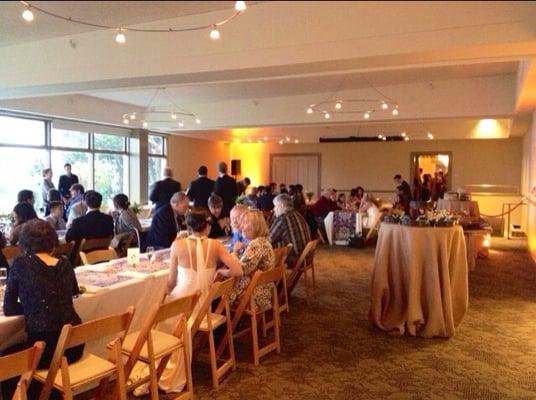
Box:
[146, 246, 155, 264]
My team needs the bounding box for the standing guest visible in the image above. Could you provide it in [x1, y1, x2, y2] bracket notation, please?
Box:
[58, 163, 79, 201]
[269, 194, 312, 268]
[237, 177, 251, 196]
[310, 188, 340, 219]
[41, 168, 55, 215]
[227, 204, 249, 253]
[186, 165, 214, 208]
[65, 191, 114, 244]
[147, 192, 190, 249]
[9, 203, 39, 246]
[17, 190, 35, 206]
[214, 161, 238, 218]
[112, 193, 142, 235]
[393, 174, 412, 203]
[45, 201, 66, 231]
[150, 167, 181, 210]
[207, 194, 230, 238]
[66, 184, 87, 228]
[258, 185, 275, 211]
[226, 209, 275, 312]
[1, 220, 83, 400]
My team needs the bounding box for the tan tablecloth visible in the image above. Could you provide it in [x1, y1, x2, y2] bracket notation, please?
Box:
[464, 230, 489, 271]
[437, 199, 480, 218]
[369, 223, 468, 338]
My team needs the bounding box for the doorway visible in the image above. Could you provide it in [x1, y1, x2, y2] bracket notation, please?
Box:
[270, 154, 321, 197]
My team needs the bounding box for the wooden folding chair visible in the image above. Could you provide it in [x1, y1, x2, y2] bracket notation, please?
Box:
[112, 231, 138, 258]
[287, 239, 318, 305]
[273, 243, 292, 314]
[190, 278, 236, 388]
[73, 236, 113, 266]
[2, 245, 22, 266]
[35, 307, 135, 400]
[79, 248, 117, 265]
[119, 294, 199, 400]
[52, 241, 75, 261]
[0, 341, 45, 400]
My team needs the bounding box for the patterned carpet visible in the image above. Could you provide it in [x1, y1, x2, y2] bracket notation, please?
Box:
[125, 239, 536, 400]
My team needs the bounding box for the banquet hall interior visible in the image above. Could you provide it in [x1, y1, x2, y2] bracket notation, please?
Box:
[1, 1, 536, 399]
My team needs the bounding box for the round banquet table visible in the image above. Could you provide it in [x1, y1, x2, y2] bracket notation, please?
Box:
[369, 223, 468, 338]
[437, 199, 480, 218]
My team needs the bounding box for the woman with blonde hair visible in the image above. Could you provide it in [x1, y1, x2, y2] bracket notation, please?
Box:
[224, 209, 275, 312]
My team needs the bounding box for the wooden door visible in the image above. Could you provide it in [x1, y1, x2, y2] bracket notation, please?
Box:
[270, 154, 321, 197]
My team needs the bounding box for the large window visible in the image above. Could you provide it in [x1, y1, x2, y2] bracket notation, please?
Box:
[148, 134, 167, 194]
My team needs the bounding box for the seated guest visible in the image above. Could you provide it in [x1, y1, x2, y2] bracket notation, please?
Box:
[45, 201, 67, 231]
[311, 188, 340, 219]
[337, 193, 347, 209]
[227, 204, 249, 253]
[269, 194, 312, 268]
[207, 194, 230, 238]
[359, 193, 381, 229]
[186, 165, 214, 208]
[245, 186, 259, 209]
[113, 193, 142, 235]
[9, 202, 38, 245]
[227, 210, 275, 312]
[66, 184, 87, 228]
[17, 189, 35, 206]
[392, 192, 409, 215]
[1, 220, 83, 399]
[257, 185, 275, 211]
[147, 192, 190, 249]
[65, 190, 114, 244]
[237, 177, 251, 196]
[292, 184, 307, 214]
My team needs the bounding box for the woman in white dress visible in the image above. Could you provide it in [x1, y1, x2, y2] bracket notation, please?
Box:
[156, 207, 243, 394]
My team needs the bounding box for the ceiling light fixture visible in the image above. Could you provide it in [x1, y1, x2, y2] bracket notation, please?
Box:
[324, 112, 331, 119]
[401, 132, 406, 137]
[19, 1, 246, 44]
[335, 101, 342, 110]
[427, 132, 434, 140]
[392, 107, 399, 116]
[306, 107, 314, 114]
[404, 136, 409, 141]
[381, 102, 388, 110]
[121, 88, 201, 130]
[364, 112, 371, 119]
[294, 139, 299, 143]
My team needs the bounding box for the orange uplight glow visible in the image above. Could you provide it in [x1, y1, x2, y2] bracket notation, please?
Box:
[229, 142, 266, 186]
[472, 119, 507, 139]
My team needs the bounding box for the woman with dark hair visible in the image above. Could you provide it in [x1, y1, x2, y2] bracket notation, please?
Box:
[155, 207, 242, 394]
[113, 193, 142, 235]
[1, 219, 83, 399]
[9, 202, 38, 245]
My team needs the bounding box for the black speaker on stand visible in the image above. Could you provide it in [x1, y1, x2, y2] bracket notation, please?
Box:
[231, 159, 241, 181]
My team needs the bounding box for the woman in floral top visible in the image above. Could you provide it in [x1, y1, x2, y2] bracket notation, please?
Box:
[229, 209, 275, 312]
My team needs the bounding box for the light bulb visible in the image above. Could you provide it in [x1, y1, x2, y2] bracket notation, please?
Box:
[171, 113, 177, 120]
[210, 26, 220, 40]
[195, 117, 201, 124]
[123, 118, 129, 124]
[142, 121, 148, 128]
[427, 132, 434, 140]
[381, 102, 388, 110]
[235, 1, 247, 12]
[179, 121, 184, 127]
[392, 108, 399, 116]
[404, 136, 409, 141]
[377, 135, 382, 139]
[264, 136, 268, 141]
[483, 238, 491, 248]
[401, 132, 406, 137]
[324, 112, 331, 119]
[382, 136, 387, 141]
[279, 140, 284, 145]
[364, 112, 371, 119]
[335, 102, 342, 110]
[285, 136, 290, 142]
[115, 29, 126, 44]
[129, 114, 136, 120]
[294, 139, 299, 143]
[306, 107, 313, 114]
[22, 8, 34, 22]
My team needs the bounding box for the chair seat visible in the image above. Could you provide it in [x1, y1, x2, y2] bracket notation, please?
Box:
[198, 313, 227, 331]
[121, 329, 183, 362]
[35, 353, 116, 390]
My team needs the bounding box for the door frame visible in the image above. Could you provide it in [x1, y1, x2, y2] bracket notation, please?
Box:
[269, 153, 322, 197]
[410, 151, 453, 191]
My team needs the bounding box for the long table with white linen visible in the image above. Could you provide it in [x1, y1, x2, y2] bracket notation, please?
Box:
[369, 223, 468, 338]
[437, 199, 480, 219]
[0, 250, 170, 354]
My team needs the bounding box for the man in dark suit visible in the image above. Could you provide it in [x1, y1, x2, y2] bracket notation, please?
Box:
[146, 192, 190, 249]
[149, 167, 181, 209]
[186, 165, 214, 208]
[393, 174, 412, 203]
[65, 190, 114, 243]
[214, 161, 238, 218]
[58, 163, 79, 201]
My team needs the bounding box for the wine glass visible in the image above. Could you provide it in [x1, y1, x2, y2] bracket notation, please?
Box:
[146, 246, 155, 264]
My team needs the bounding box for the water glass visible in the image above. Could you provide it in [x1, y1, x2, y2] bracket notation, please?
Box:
[146, 246, 155, 264]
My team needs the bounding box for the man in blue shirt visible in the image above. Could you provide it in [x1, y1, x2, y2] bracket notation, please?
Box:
[227, 204, 249, 254]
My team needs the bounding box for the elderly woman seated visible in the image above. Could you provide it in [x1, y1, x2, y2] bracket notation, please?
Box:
[228, 209, 275, 312]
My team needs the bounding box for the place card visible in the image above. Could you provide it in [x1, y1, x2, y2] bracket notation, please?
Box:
[127, 248, 140, 267]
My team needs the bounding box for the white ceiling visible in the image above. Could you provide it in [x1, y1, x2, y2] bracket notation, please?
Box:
[0, 1, 242, 47]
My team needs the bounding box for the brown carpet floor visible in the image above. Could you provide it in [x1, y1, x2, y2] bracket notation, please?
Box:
[123, 239, 536, 400]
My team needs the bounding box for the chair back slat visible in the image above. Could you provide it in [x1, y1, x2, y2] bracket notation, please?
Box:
[79, 236, 113, 252]
[154, 294, 199, 325]
[52, 241, 74, 259]
[294, 239, 318, 270]
[273, 244, 292, 268]
[79, 248, 117, 265]
[256, 265, 284, 286]
[66, 307, 134, 348]
[190, 278, 234, 335]
[214, 277, 235, 299]
[0, 341, 45, 381]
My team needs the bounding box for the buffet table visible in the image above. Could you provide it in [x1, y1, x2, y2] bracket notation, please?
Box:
[0, 249, 170, 354]
[369, 223, 468, 338]
[437, 199, 480, 218]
